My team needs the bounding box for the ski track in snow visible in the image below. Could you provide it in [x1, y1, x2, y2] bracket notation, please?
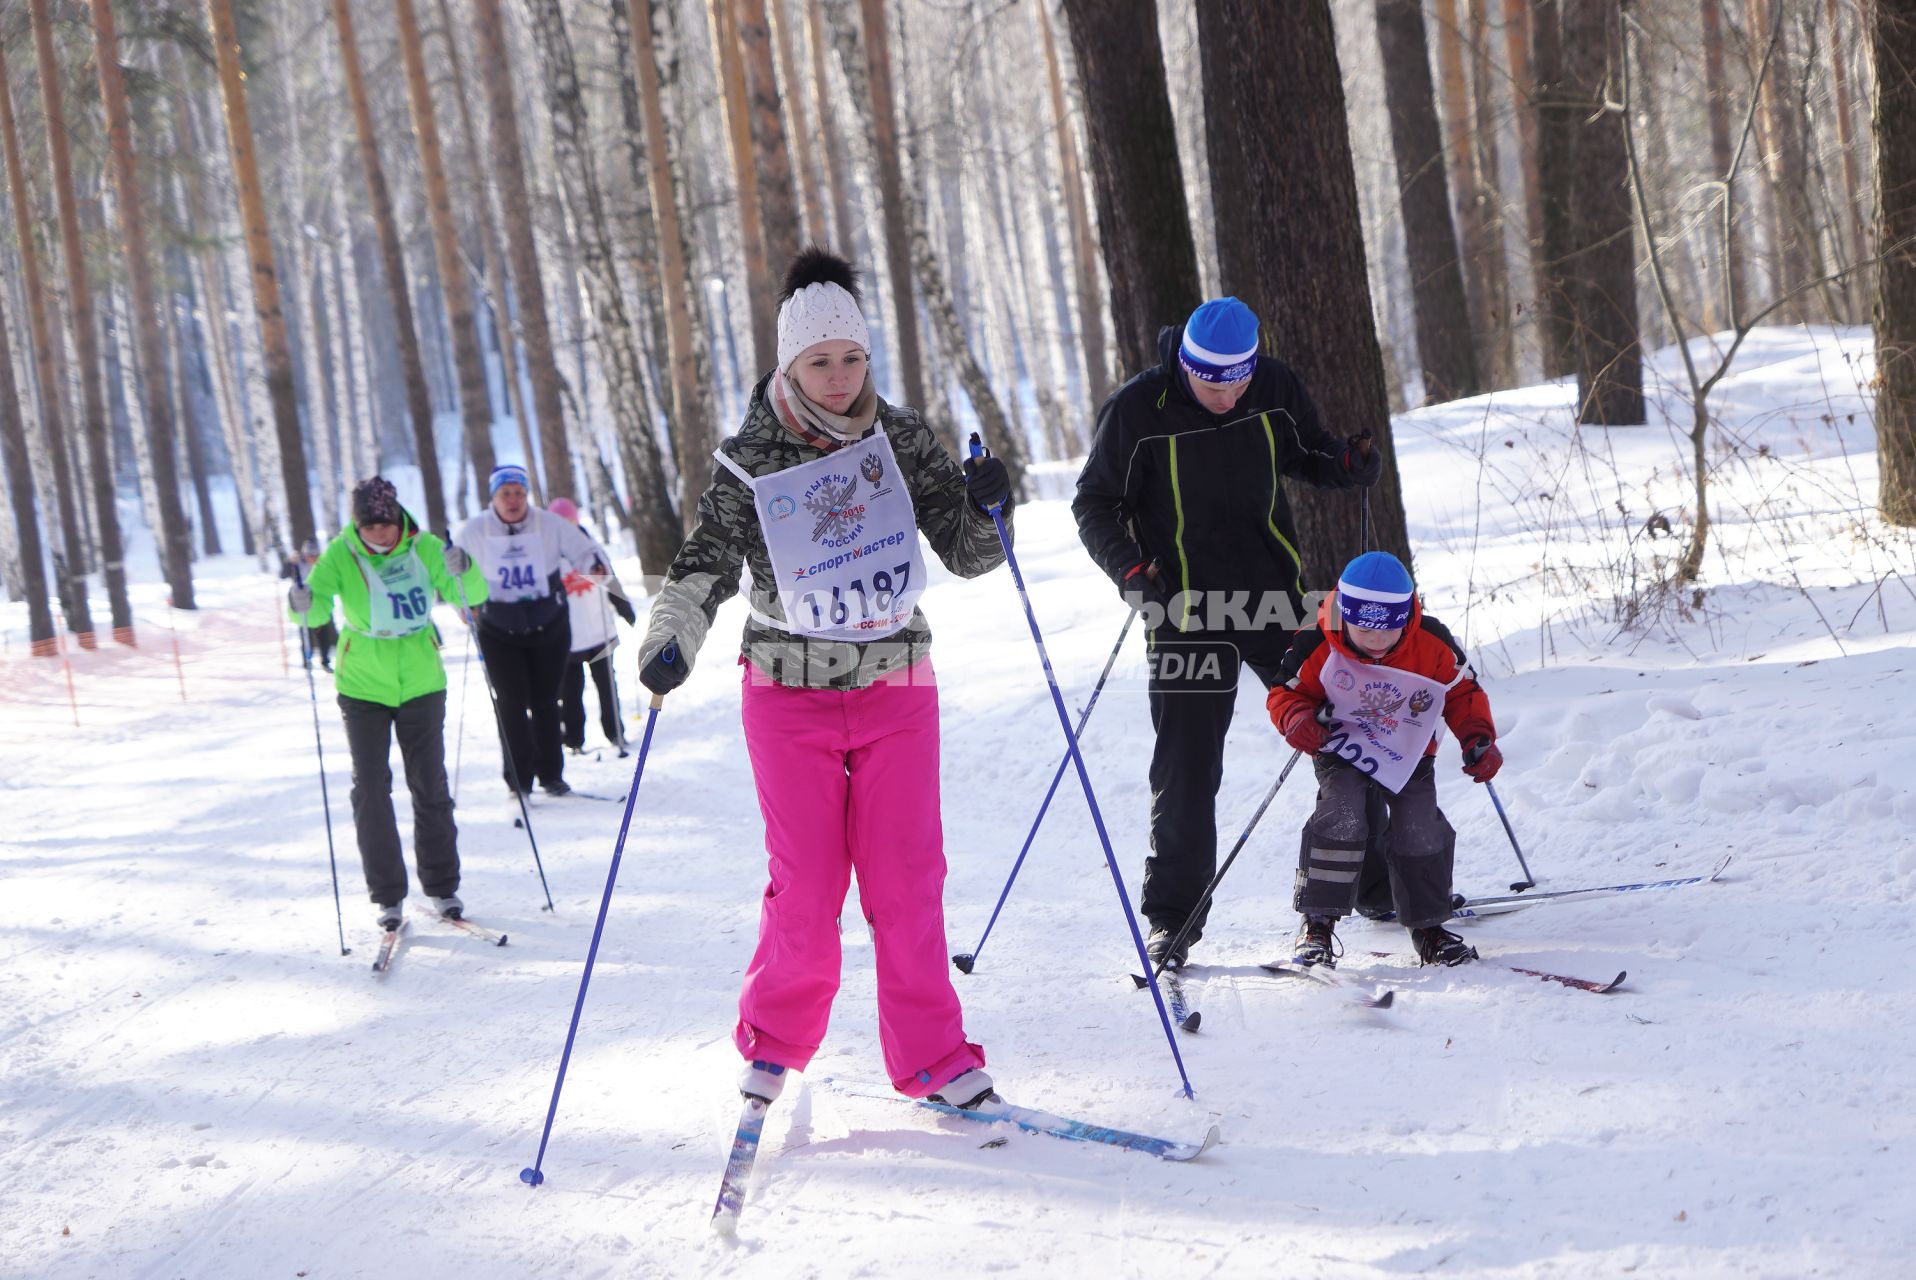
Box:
[2, 327, 1914, 1277]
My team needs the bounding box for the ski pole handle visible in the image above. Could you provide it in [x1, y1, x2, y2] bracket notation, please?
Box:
[647, 643, 677, 711]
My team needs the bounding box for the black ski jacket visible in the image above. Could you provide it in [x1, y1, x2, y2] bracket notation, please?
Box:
[1072, 324, 1378, 625]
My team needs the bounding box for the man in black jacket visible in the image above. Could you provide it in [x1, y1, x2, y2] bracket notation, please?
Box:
[1072, 297, 1381, 969]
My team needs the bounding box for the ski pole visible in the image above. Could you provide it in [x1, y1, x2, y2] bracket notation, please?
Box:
[451, 624, 473, 801]
[968, 434, 1194, 1099]
[1134, 749, 1302, 988]
[292, 565, 350, 957]
[1462, 737, 1532, 890]
[952, 607, 1134, 974]
[521, 661, 671, 1188]
[448, 550, 555, 911]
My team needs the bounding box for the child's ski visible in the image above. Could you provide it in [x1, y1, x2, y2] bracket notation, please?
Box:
[371, 920, 407, 974]
[1256, 958, 1396, 1008]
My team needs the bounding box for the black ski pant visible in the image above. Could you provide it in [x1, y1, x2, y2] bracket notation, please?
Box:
[1141, 626, 1292, 940]
[1293, 754, 1455, 929]
[338, 690, 460, 907]
[478, 617, 571, 792]
[561, 650, 625, 750]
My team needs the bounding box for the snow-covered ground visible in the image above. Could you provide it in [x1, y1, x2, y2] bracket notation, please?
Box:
[3, 328, 1913, 1278]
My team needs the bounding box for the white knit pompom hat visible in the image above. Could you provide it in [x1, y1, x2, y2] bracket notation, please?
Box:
[777, 281, 870, 372]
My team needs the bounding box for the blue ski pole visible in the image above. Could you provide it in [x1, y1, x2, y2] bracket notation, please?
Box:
[521, 655, 672, 1187]
[292, 565, 350, 957]
[1485, 776, 1534, 891]
[952, 607, 1134, 974]
[967, 434, 1194, 1098]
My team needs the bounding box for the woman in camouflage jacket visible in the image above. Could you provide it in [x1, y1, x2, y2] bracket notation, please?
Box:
[636, 248, 1012, 1112]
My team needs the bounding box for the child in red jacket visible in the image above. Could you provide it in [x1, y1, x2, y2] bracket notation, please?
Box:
[1265, 552, 1502, 967]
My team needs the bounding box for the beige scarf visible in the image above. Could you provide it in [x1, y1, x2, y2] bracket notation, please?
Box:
[772, 368, 878, 451]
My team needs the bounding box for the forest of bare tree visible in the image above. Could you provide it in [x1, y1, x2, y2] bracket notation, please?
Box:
[1, 0, 1906, 649]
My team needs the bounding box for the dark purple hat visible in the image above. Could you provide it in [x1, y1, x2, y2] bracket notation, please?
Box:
[352, 476, 403, 527]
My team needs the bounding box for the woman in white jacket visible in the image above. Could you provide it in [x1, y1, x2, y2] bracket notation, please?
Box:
[549, 497, 635, 754]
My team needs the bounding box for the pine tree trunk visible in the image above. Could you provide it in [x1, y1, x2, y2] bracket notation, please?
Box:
[1826, 0, 1869, 302]
[629, 0, 720, 522]
[1700, 0, 1747, 327]
[470, 0, 571, 498]
[1038, 0, 1111, 413]
[1558, 0, 1644, 425]
[33, 0, 131, 634]
[433, 0, 539, 503]
[1195, 0, 1413, 582]
[169, 270, 223, 553]
[771, 0, 827, 243]
[709, 0, 780, 377]
[1431, 0, 1496, 383]
[327, 0, 447, 531]
[1375, 0, 1481, 403]
[391, 0, 496, 509]
[1748, 0, 1831, 322]
[1875, 0, 1916, 525]
[0, 271, 56, 647]
[737, 0, 805, 274]
[806, 0, 856, 252]
[204, 0, 316, 550]
[1056, 0, 1200, 381]
[842, 0, 927, 405]
[524, 0, 682, 578]
[0, 43, 93, 640]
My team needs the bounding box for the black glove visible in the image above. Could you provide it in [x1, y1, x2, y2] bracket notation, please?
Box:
[639, 642, 688, 695]
[1345, 431, 1382, 485]
[1121, 559, 1177, 619]
[610, 591, 637, 626]
[963, 454, 1011, 513]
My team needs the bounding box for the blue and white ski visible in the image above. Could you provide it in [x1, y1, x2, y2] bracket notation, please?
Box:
[1369, 854, 1736, 921]
[823, 1078, 1219, 1162]
[710, 1094, 771, 1235]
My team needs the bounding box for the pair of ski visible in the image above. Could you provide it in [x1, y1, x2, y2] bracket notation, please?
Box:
[369, 913, 509, 975]
[711, 1078, 1221, 1234]
[509, 788, 620, 829]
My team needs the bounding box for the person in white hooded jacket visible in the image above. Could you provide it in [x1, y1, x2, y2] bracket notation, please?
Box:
[548, 497, 635, 754]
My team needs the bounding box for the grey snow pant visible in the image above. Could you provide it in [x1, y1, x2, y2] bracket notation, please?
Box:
[339, 690, 461, 907]
[1293, 754, 1454, 928]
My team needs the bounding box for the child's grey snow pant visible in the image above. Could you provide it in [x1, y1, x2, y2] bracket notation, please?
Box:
[338, 690, 460, 907]
[1293, 754, 1454, 928]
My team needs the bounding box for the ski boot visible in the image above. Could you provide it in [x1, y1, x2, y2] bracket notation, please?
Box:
[1291, 915, 1339, 968]
[1412, 925, 1478, 967]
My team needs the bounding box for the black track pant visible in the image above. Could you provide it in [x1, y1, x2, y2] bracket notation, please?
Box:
[1140, 627, 1291, 939]
[338, 690, 459, 907]
[561, 651, 625, 750]
[478, 618, 571, 792]
[1293, 755, 1455, 929]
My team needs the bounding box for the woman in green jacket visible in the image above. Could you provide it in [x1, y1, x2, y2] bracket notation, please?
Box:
[289, 477, 489, 932]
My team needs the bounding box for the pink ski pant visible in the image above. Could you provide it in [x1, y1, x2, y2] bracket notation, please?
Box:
[734, 658, 984, 1097]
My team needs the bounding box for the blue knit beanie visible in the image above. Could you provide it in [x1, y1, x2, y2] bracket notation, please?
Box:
[1178, 297, 1259, 383]
[1337, 551, 1415, 631]
[490, 464, 530, 496]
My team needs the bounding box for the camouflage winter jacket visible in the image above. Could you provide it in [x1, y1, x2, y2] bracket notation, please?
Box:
[638, 375, 1011, 690]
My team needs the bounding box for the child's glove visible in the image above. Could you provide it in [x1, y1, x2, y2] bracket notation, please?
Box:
[1462, 736, 1503, 782]
[1274, 700, 1329, 755]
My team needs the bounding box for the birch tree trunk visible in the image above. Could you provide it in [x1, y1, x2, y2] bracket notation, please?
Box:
[0, 43, 93, 640]
[523, 0, 683, 578]
[33, 0, 132, 635]
[205, 0, 316, 550]
[470, 0, 571, 497]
